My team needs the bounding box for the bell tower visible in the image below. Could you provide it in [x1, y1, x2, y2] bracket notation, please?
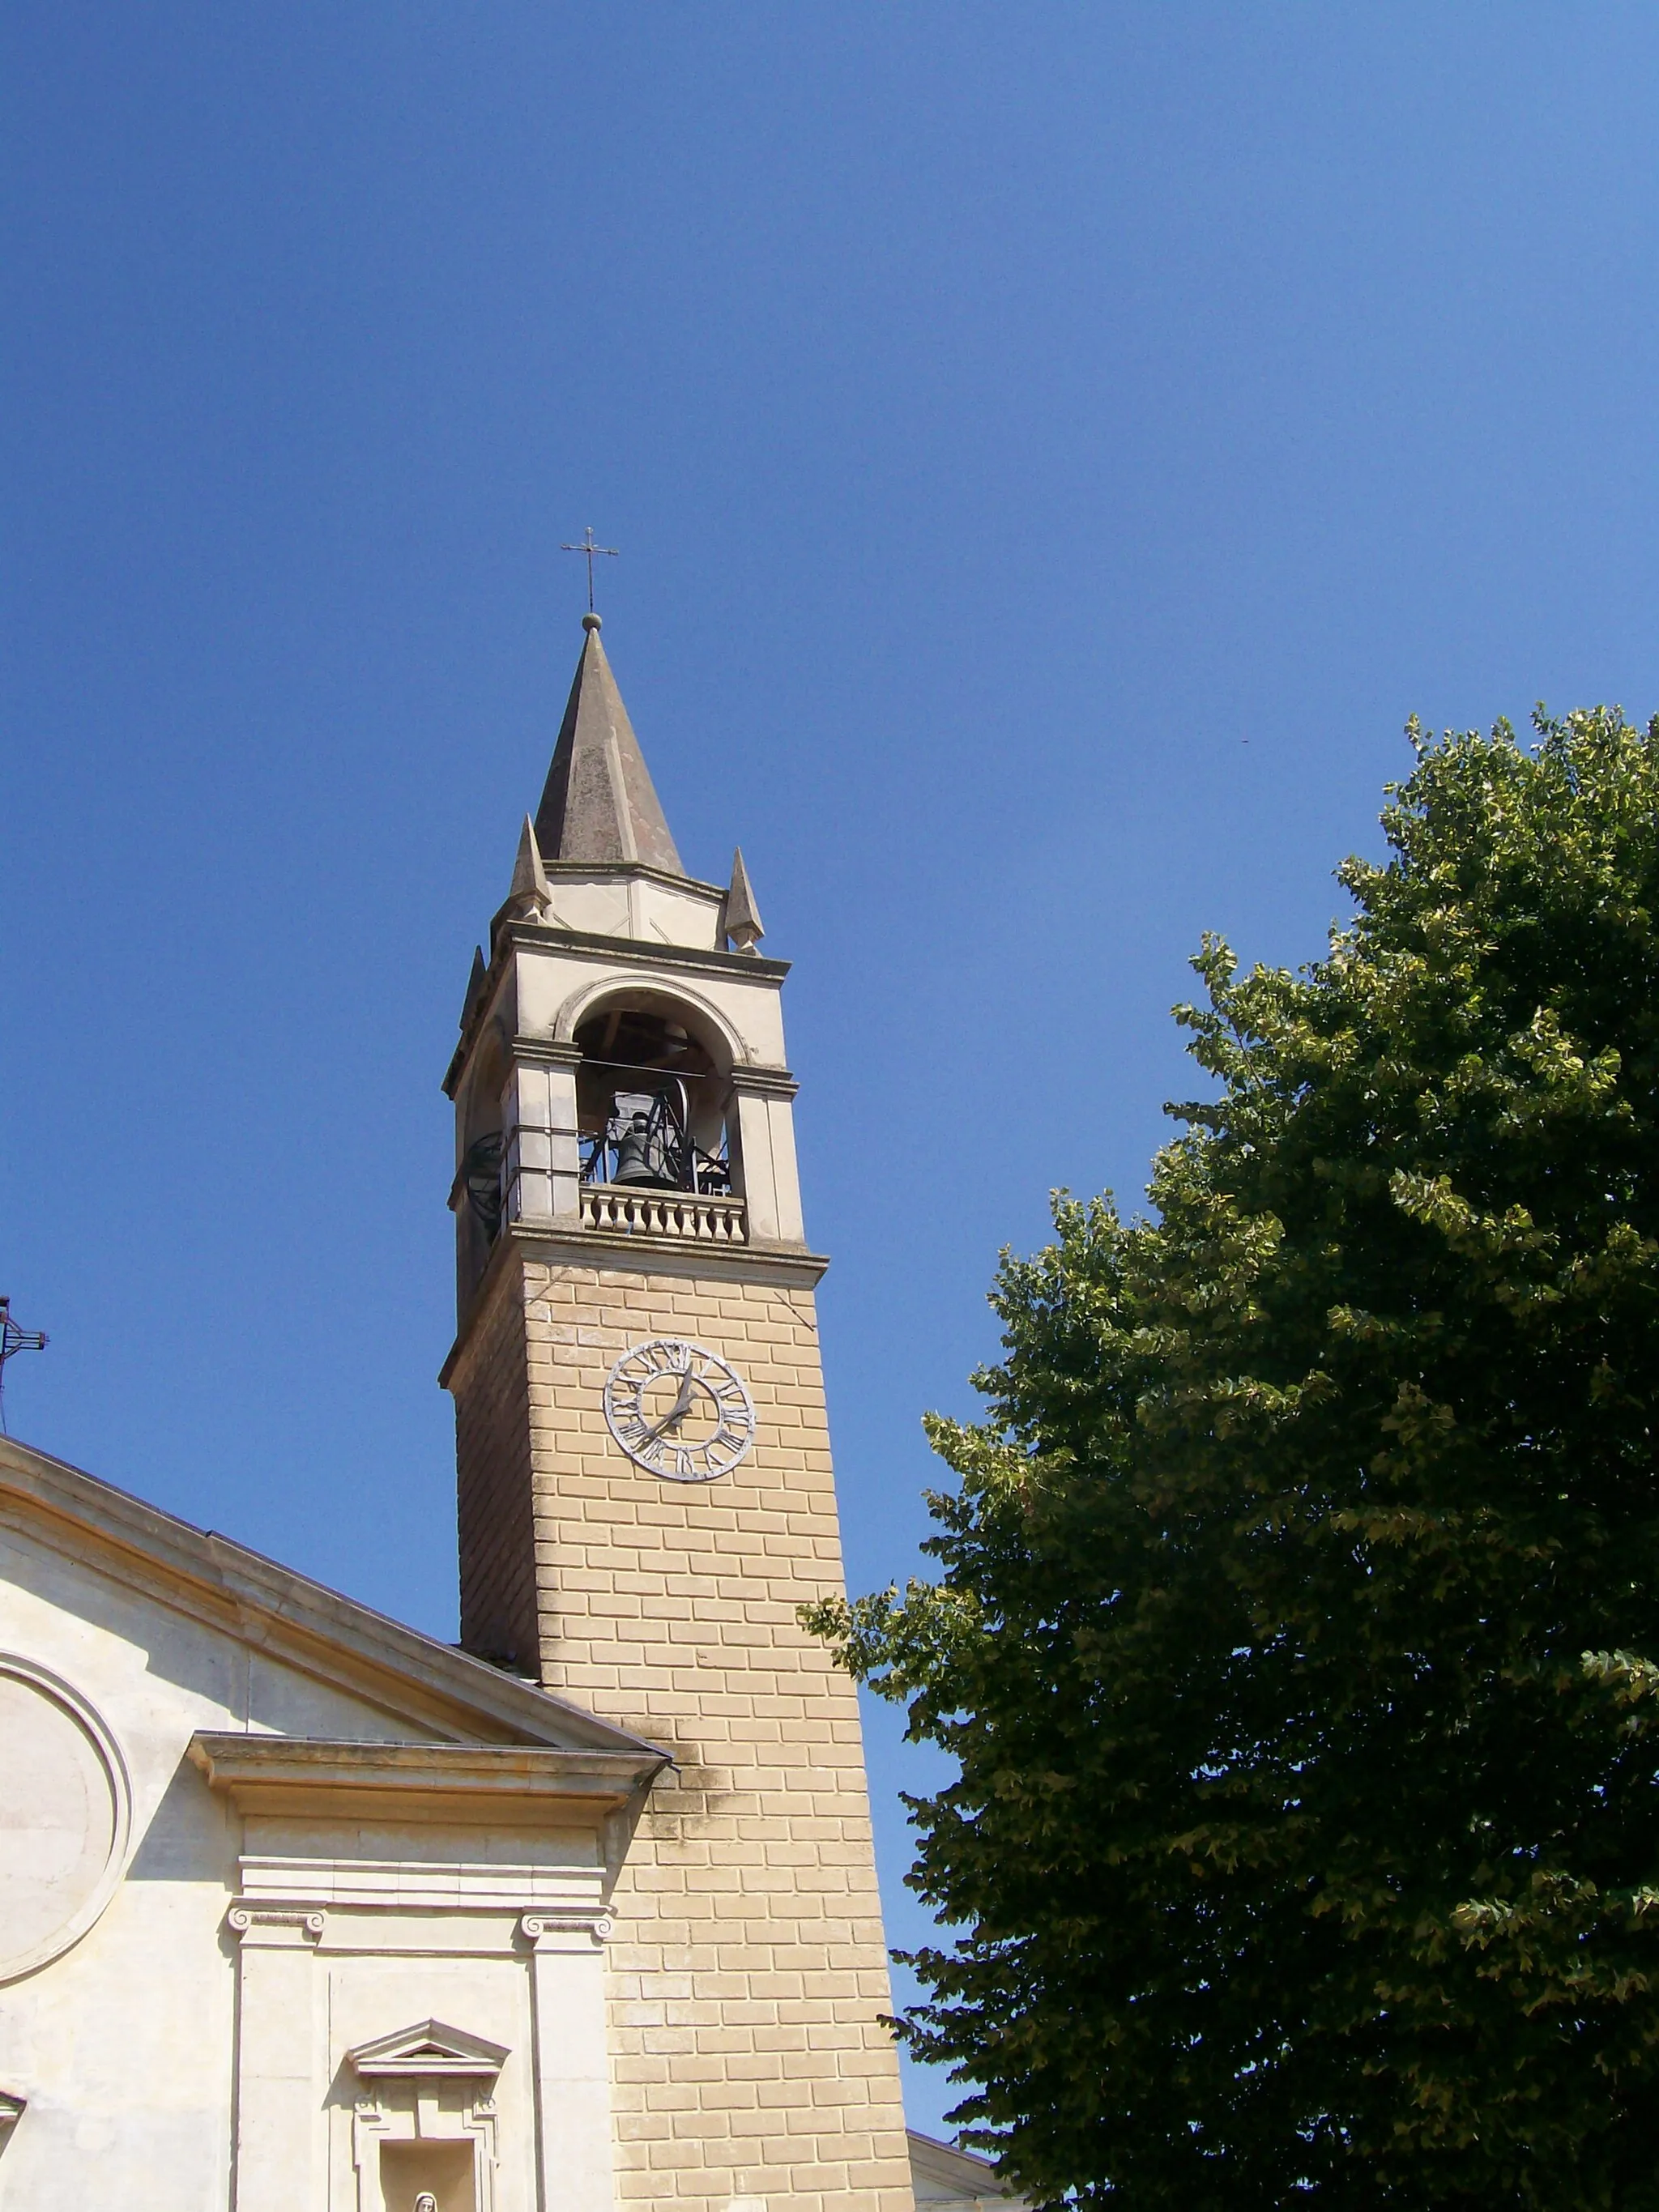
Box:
[441, 613, 915, 2212]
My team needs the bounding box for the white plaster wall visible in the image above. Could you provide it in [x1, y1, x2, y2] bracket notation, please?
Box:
[0, 1530, 335, 2208]
[0, 1528, 604, 2212]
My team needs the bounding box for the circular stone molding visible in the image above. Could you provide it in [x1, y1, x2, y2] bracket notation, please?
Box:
[0, 1656, 131, 1984]
[603, 1339, 756, 1483]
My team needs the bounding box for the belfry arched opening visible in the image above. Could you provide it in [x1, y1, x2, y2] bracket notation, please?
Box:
[574, 1001, 733, 1196]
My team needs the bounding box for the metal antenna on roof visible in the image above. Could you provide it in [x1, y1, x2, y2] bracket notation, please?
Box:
[560, 525, 619, 615]
[0, 1298, 47, 1437]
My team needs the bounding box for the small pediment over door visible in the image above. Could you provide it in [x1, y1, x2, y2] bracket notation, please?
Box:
[348, 2020, 510, 2082]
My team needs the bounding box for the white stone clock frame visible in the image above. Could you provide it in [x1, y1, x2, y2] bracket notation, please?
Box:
[602, 1337, 756, 1481]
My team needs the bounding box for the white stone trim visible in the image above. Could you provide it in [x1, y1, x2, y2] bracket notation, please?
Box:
[521, 1916, 617, 2212]
[225, 1903, 326, 1945]
[228, 1903, 326, 2211]
[239, 1854, 608, 1916]
[348, 2018, 510, 2081]
[349, 2020, 505, 2212]
[352, 2088, 500, 2212]
[518, 1912, 614, 1952]
[550, 968, 752, 1064]
[0, 1433, 659, 1758]
[0, 1652, 133, 1985]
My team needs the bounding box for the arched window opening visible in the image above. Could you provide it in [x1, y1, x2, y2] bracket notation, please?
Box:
[575, 1003, 733, 1196]
[458, 1034, 509, 1257]
[461, 1131, 505, 1242]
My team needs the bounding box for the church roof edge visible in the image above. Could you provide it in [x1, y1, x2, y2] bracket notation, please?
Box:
[0, 1432, 669, 1763]
[190, 1732, 661, 1815]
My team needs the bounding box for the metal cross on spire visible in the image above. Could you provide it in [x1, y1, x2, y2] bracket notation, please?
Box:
[0, 1297, 47, 1437]
[561, 525, 619, 614]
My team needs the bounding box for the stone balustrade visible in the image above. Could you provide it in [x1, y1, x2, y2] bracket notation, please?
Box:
[578, 1184, 748, 1244]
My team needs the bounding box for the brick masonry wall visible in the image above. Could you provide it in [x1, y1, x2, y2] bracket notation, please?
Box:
[480, 1247, 915, 2212]
[453, 1261, 540, 1670]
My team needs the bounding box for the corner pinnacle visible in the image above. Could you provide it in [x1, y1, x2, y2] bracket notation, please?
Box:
[720, 848, 765, 955]
[460, 944, 488, 1030]
[506, 816, 552, 921]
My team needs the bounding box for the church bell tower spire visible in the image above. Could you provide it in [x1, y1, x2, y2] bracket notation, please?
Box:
[440, 614, 914, 2212]
[533, 612, 684, 875]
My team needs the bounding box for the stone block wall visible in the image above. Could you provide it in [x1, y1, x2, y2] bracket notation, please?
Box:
[451, 1242, 915, 2212]
[454, 1263, 539, 1671]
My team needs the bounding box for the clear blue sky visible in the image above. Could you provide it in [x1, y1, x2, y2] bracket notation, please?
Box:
[5, 3, 1658, 2137]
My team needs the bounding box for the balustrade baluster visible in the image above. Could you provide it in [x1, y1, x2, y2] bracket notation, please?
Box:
[574, 1187, 747, 1242]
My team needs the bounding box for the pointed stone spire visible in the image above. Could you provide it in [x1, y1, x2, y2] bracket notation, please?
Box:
[505, 816, 552, 923]
[459, 944, 488, 1030]
[720, 847, 765, 955]
[533, 613, 684, 875]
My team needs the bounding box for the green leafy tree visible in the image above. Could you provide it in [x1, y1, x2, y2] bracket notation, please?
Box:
[808, 711, 1659, 2208]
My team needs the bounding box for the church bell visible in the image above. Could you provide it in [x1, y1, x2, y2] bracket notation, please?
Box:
[611, 1110, 667, 1187]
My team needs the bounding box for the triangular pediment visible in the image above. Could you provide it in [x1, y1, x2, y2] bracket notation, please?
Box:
[348, 2019, 510, 2079]
[0, 1434, 666, 1764]
[906, 2129, 1026, 2208]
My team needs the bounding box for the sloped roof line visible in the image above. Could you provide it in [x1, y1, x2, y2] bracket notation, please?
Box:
[0, 1434, 666, 1762]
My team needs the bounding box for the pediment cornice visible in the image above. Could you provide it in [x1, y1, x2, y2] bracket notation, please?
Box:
[189, 1733, 661, 1825]
[348, 2018, 510, 2079]
[0, 1436, 667, 1763]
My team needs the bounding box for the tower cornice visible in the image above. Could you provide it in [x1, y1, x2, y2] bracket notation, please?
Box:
[505, 919, 791, 982]
[541, 858, 726, 898]
[439, 1223, 830, 1390]
[445, 925, 791, 1095]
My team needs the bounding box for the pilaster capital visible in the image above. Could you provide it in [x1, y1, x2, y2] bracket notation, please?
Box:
[227, 1902, 326, 1946]
[520, 1911, 613, 1952]
[728, 1065, 799, 1102]
[511, 1037, 586, 1072]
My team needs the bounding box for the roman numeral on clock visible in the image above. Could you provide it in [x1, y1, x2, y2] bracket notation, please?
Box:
[604, 1338, 755, 1483]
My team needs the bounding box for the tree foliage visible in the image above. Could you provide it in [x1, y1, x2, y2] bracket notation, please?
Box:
[807, 710, 1659, 2207]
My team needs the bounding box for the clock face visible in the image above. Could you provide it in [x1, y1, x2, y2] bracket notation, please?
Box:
[603, 1338, 756, 1483]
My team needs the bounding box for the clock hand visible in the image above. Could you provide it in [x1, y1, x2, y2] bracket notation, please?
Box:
[641, 1370, 699, 1444]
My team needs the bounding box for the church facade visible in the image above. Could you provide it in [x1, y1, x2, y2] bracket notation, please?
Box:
[0, 616, 996, 2212]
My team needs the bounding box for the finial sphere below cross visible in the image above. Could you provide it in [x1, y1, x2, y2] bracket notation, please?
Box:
[561, 524, 618, 615]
